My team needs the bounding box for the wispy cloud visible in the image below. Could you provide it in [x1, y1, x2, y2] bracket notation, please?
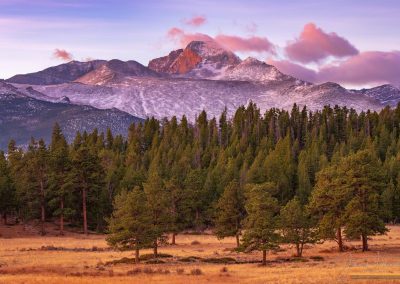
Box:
[167, 27, 275, 54]
[183, 15, 206, 27]
[53, 48, 73, 61]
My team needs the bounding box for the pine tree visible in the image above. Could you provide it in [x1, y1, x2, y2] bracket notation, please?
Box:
[68, 143, 104, 235]
[107, 187, 154, 263]
[143, 161, 172, 257]
[0, 151, 16, 224]
[48, 123, 71, 235]
[309, 163, 351, 252]
[214, 181, 245, 247]
[241, 182, 280, 265]
[341, 150, 387, 251]
[22, 139, 49, 235]
[280, 197, 318, 257]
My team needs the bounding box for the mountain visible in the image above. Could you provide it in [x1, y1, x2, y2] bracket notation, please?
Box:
[0, 81, 142, 149]
[148, 40, 240, 77]
[5, 40, 400, 123]
[7, 60, 106, 85]
[351, 84, 400, 107]
[75, 59, 161, 85]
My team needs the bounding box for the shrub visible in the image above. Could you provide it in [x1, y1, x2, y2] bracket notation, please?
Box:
[310, 256, 325, 261]
[140, 253, 173, 261]
[191, 240, 201, 245]
[203, 257, 236, 264]
[176, 268, 185, 275]
[190, 268, 203, 275]
[143, 267, 155, 274]
[179, 256, 202, 262]
[145, 259, 165, 264]
[127, 268, 141, 275]
[220, 267, 228, 273]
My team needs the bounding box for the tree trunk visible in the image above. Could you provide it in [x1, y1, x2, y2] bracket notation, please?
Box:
[60, 199, 64, 236]
[300, 243, 304, 257]
[362, 234, 369, 251]
[262, 249, 267, 266]
[195, 209, 200, 232]
[82, 187, 88, 235]
[171, 233, 176, 245]
[236, 233, 240, 248]
[40, 180, 46, 236]
[337, 227, 344, 252]
[135, 247, 140, 264]
[296, 243, 301, 257]
[153, 241, 158, 258]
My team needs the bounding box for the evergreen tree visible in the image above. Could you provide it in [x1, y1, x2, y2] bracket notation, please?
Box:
[280, 197, 318, 257]
[0, 151, 16, 224]
[22, 139, 49, 235]
[309, 163, 351, 252]
[143, 161, 172, 257]
[242, 182, 280, 265]
[107, 188, 154, 263]
[48, 123, 71, 235]
[68, 143, 104, 235]
[341, 150, 387, 251]
[214, 181, 245, 247]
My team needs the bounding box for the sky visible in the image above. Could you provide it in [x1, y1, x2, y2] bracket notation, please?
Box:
[0, 0, 399, 88]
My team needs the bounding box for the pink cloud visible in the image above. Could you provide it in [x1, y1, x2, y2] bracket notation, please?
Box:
[285, 23, 359, 64]
[184, 16, 206, 27]
[269, 51, 400, 86]
[167, 28, 275, 54]
[268, 59, 317, 82]
[215, 34, 275, 53]
[167, 27, 213, 47]
[53, 48, 73, 61]
[317, 51, 400, 86]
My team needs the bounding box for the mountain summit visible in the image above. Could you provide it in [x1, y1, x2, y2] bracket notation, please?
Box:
[148, 40, 240, 77]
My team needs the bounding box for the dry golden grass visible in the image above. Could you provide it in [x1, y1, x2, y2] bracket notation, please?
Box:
[1, 223, 400, 283]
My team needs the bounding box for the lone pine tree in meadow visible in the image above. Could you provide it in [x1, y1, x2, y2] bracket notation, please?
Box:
[107, 187, 154, 263]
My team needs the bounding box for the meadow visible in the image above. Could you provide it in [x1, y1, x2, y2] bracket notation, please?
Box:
[1, 223, 400, 283]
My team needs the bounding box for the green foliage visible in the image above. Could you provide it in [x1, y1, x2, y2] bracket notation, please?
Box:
[106, 187, 154, 262]
[280, 197, 318, 257]
[214, 181, 245, 246]
[241, 182, 280, 263]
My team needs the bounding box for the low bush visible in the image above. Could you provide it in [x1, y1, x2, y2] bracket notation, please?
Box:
[203, 257, 236, 264]
[190, 268, 203, 275]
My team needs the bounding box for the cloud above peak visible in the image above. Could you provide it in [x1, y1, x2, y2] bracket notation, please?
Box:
[53, 48, 73, 61]
[285, 23, 359, 64]
[167, 28, 275, 54]
[269, 51, 400, 86]
[184, 16, 206, 27]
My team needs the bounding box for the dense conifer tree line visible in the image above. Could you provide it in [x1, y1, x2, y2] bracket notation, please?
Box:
[1, 103, 400, 263]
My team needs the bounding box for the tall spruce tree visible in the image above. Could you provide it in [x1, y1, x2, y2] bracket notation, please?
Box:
[68, 143, 104, 235]
[143, 161, 172, 257]
[0, 151, 16, 224]
[48, 123, 71, 235]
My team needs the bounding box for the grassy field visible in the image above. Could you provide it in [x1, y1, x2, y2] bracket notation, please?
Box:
[1, 223, 400, 283]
